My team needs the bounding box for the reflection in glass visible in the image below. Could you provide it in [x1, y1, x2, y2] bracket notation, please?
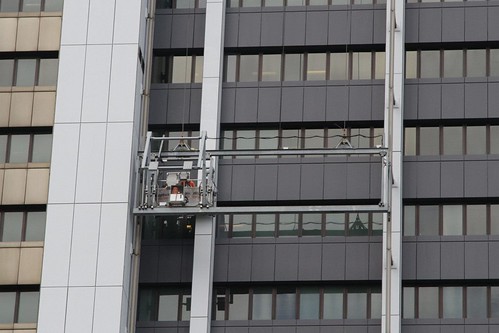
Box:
[419, 127, 439, 155]
[152, 56, 168, 83]
[9, 135, 30, 163]
[2, 212, 23, 242]
[242, 0, 261, 6]
[442, 205, 462, 236]
[349, 213, 368, 236]
[279, 214, 299, 236]
[302, 213, 322, 236]
[467, 205, 486, 236]
[181, 293, 191, 320]
[442, 287, 462, 318]
[304, 129, 324, 149]
[0, 292, 16, 323]
[300, 287, 320, 319]
[466, 126, 486, 155]
[307, 53, 327, 80]
[443, 50, 463, 78]
[262, 54, 281, 81]
[229, 288, 249, 320]
[420, 51, 440, 78]
[287, 0, 305, 5]
[467, 49, 486, 77]
[352, 52, 371, 80]
[32, 134, 53, 163]
[265, 0, 284, 6]
[16, 59, 37, 86]
[235, 130, 256, 150]
[347, 288, 367, 319]
[259, 130, 279, 150]
[281, 129, 300, 149]
[252, 288, 272, 320]
[172, 56, 192, 83]
[419, 205, 439, 236]
[330, 53, 348, 80]
[325, 213, 345, 236]
[232, 214, 252, 237]
[38, 59, 59, 86]
[371, 213, 383, 236]
[137, 288, 155, 321]
[0, 60, 14, 86]
[284, 54, 304, 81]
[276, 287, 296, 320]
[25, 211, 46, 241]
[467, 287, 487, 318]
[176, 0, 196, 8]
[22, 0, 40, 12]
[443, 127, 462, 155]
[323, 287, 343, 319]
[17, 291, 39, 323]
[239, 55, 259, 82]
[418, 287, 439, 318]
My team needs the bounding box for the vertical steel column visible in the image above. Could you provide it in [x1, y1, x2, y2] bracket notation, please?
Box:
[382, 0, 404, 330]
[189, 0, 226, 332]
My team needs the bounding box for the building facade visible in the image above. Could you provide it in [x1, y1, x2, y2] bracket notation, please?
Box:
[2, 0, 499, 333]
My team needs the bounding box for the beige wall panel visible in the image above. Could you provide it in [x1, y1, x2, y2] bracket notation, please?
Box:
[18, 247, 43, 284]
[38, 17, 61, 51]
[0, 248, 20, 285]
[9, 92, 33, 127]
[16, 18, 40, 52]
[25, 168, 49, 204]
[32, 91, 56, 126]
[2, 169, 27, 205]
[0, 93, 11, 127]
[0, 18, 17, 52]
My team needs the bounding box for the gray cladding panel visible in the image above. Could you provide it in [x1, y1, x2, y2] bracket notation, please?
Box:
[464, 160, 487, 197]
[249, 328, 272, 333]
[277, 163, 301, 200]
[258, 87, 281, 123]
[402, 242, 416, 279]
[489, 7, 499, 41]
[221, 88, 236, 123]
[275, 243, 299, 280]
[306, 11, 328, 45]
[465, 7, 487, 41]
[419, 8, 441, 43]
[297, 327, 320, 333]
[274, 327, 297, 333]
[464, 326, 488, 333]
[189, 88, 201, 123]
[300, 163, 325, 200]
[440, 242, 464, 279]
[193, 14, 206, 48]
[231, 164, 255, 200]
[217, 164, 232, 201]
[284, 11, 306, 45]
[403, 84, 418, 120]
[371, 85, 384, 120]
[154, 15, 172, 48]
[465, 83, 487, 119]
[228, 244, 252, 281]
[167, 89, 190, 124]
[346, 162, 370, 199]
[349, 85, 372, 121]
[416, 162, 440, 198]
[251, 244, 276, 281]
[370, 162, 381, 199]
[405, 9, 418, 43]
[441, 326, 464, 333]
[235, 88, 258, 123]
[324, 163, 348, 199]
[326, 86, 349, 121]
[402, 161, 417, 198]
[303, 86, 326, 122]
[238, 13, 261, 47]
[225, 13, 239, 47]
[345, 242, 369, 280]
[372, 10, 386, 44]
[418, 84, 441, 119]
[157, 245, 182, 282]
[298, 243, 322, 280]
[254, 164, 278, 201]
[441, 83, 464, 119]
[442, 8, 464, 42]
[171, 15, 194, 48]
[214, 244, 229, 282]
[350, 10, 373, 45]
[328, 11, 350, 45]
[465, 242, 488, 279]
[489, 83, 499, 118]
[281, 87, 304, 122]
[488, 161, 499, 197]
[344, 327, 368, 333]
[368, 242, 382, 279]
[149, 89, 168, 125]
[417, 242, 440, 279]
[440, 161, 464, 198]
[261, 13, 284, 46]
[489, 242, 499, 278]
[226, 328, 249, 333]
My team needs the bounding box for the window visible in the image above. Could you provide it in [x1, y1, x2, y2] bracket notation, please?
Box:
[0, 211, 46, 242]
[306, 53, 327, 80]
[442, 287, 462, 318]
[420, 51, 440, 78]
[323, 287, 344, 319]
[252, 288, 272, 320]
[442, 205, 462, 236]
[467, 49, 486, 77]
[0, 133, 52, 164]
[0, 58, 58, 87]
[228, 288, 249, 320]
[347, 287, 367, 319]
[156, 0, 205, 8]
[152, 55, 203, 84]
[352, 52, 372, 80]
[443, 50, 463, 78]
[418, 205, 439, 236]
[142, 215, 195, 240]
[261, 54, 281, 81]
[419, 127, 439, 155]
[0, 0, 62, 12]
[0, 290, 39, 324]
[284, 54, 304, 81]
[418, 287, 439, 318]
[137, 287, 191, 321]
[299, 287, 320, 319]
[239, 55, 259, 82]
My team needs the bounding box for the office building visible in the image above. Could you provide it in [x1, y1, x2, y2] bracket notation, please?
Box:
[2, 0, 499, 332]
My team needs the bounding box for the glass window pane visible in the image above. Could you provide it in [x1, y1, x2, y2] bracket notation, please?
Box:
[403, 287, 415, 318]
[284, 54, 304, 81]
[259, 129, 278, 150]
[225, 55, 237, 82]
[330, 53, 349, 80]
[17, 291, 39, 323]
[32, 134, 53, 163]
[491, 287, 499, 318]
[466, 205, 486, 236]
[232, 214, 252, 237]
[419, 127, 439, 155]
[443, 205, 462, 236]
[193, 56, 203, 83]
[299, 287, 319, 320]
[16, 59, 37, 86]
[323, 287, 343, 319]
[176, 0, 196, 8]
[213, 288, 225, 320]
[491, 49, 499, 77]
[349, 213, 368, 236]
[44, 0, 64, 11]
[38, 59, 58, 86]
[466, 126, 486, 154]
[467, 287, 486, 318]
[2, 212, 23, 242]
[443, 127, 463, 155]
[239, 55, 259, 82]
[307, 53, 326, 80]
[252, 288, 272, 320]
[302, 213, 322, 236]
[304, 129, 324, 149]
[404, 127, 416, 156]
[352, 52, 372, 80]
[152, 56, 168, 83]
[347, 288, 367, 319]
[491, 126, 499, 155]
[228, 288, 249, 320]
[287, 0, 305, 5]
[255, 214, 275, 237]
[158, 292, 179, 321]
[492, 205, 499, 235]
[466, 49, 486, 77]
[375, 52, 386, 80]
[0, 292, 16, 323]
[242, 0, 261, 6]
[25, 211, 46, 241]
[1, 0, 20, 11]
[419, 287, 439, 318]
[265, 0, 284, 6]
[443, 50, 463, 78]
[172, 56, 192, 83]
[0, 135, 7, 163]
[235, 130, 256, 151]
[404, 206, 416, 236]
[325, 213, 345, 236]
[9, 134, 30, 163]
[138, 288, 156, 321]
[419, 205, 439, 236]
[371, 289, 382, 319]
[279, 213, 299, 236]
[281, 129, 300, 149]
[331, 0, 349, 3]
[276, 287, 296, 320]
[351, 128, 370, 149]
[262, 55, 281, 81]
[0, 60, 14, 86]
[405, 51, 417, 79]
[420, 51, 440, 79]
[443, 287, 462, 318]
[309, 0, 328, 4]
[157, 0, 173, 8]
[181, 293, 191, 321]
[372, 213, 383, 236]
[22, 0, 41, 11]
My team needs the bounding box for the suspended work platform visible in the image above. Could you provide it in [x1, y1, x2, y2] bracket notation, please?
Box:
[134, 131, 392, 216]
